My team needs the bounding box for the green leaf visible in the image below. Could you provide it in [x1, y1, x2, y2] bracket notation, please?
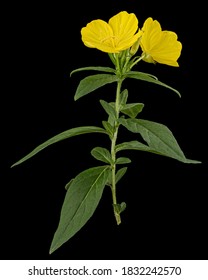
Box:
[100, 103, 117, 126]
[65, 179, 74, 190]
[50, 166, 110, 254]
[74, 74, 118, 101]
[70, 66, 116, 76]
[129, 70, 159, 80]
[113, 202, 126, 214]
[116, 157, 131, 164]
[121, 103, 144, 118]
[126, 71, 181, 97]
[106, 167, 128, 186]
[115, 167, 128, 184]
[91, 147, 112, 164]
[116, 139, 181, 157]
[11, 126, 107, 167]
[116, 140, 153, 153]
[102, 121, 114, 139]
[100, 100, 117, 120]
[119, 118, 201, 164]
[119, 202, 126, 213]
[116, 140, 202, 163]
[120, 89, 128, 108]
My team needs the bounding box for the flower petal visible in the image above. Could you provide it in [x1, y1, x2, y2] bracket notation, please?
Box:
[81, 11, 141, 53]
[141, 18, 162, 51]
[140, 17, 182, 66]
[149, 32, 182, 66]
[81, 20, 118, 53]
[109, 11, 140, 50]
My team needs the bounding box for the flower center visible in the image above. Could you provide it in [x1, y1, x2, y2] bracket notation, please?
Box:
[101, 36, 117, 48]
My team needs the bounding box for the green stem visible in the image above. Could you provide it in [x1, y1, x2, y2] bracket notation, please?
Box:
[111, 78, 123, 225]
[129, 54, 146, 70]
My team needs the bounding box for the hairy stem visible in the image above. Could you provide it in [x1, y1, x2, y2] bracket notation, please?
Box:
[111, 78, 123, 225]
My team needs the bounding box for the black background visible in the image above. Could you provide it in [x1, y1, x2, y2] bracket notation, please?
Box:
[1, 0, 207, 260]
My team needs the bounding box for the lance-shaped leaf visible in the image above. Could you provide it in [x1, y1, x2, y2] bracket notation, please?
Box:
[102, 121, 114, 139]
[116, 139, 186, 158]
[116, 157, 131, 164]
[11, 126, 107, 167]
[70, 66, 116, 76]
[91, 147, 113, 164]
[115, 167, 128, 184]
[50, 166, 110, 254]
[100, 100, 117, 120]
[126, 71, 181, 97]
[74, 74, 119, 101]
[120, 89, 129, 108]
[119, 118, 201, 163]
[121, 103, 144, 118]
[116, 140, 153, 153]
[106, 167, 128, 186]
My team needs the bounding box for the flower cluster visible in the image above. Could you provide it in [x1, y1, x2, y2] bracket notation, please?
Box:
[81, 11, 182, 67]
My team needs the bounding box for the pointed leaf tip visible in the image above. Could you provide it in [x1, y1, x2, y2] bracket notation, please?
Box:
[126, 71, 181, 97]
[74, 74, 118, 101]
[119, 118, 200, 164]
[70, 66, 116, 76]
[11, 126, 107, 167]
[50, 166, 110, 253]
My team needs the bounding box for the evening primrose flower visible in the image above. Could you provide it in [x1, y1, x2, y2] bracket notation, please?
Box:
[140, 17, 182, 66]
[81, 11, 142, 53]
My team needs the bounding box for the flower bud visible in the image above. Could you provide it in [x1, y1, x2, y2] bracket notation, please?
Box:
[130, 35, 142, 55]
[141, 52, 155, 64]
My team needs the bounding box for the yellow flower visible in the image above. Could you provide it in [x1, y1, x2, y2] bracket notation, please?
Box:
[140, 17, 182, 66]
[81, 11, 142, 53]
